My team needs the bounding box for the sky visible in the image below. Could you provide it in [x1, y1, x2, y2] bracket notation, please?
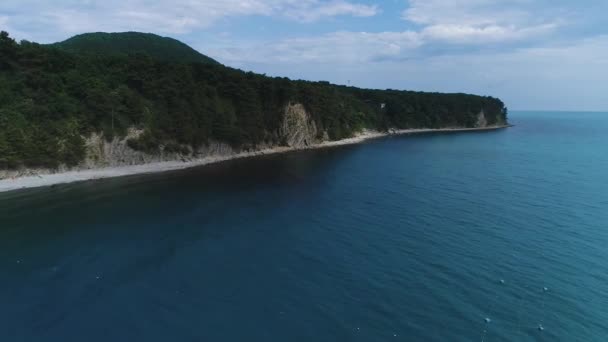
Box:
[1, 0, 607, 111]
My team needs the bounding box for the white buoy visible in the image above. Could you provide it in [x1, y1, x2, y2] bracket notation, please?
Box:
[484, 318, 491, 324]
[538, 324, 544, 331]
[500, 279, 505, 284]
[543, 287, 548, 292]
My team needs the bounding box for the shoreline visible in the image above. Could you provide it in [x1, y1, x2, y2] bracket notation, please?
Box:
[0, 125, 509, 193]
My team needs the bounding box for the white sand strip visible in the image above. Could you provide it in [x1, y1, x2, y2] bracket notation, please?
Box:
[0, 126, 508, 193]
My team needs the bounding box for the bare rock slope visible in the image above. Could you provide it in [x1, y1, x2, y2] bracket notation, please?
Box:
[1, 103, 317, 179]
[280, 103, 319, 148]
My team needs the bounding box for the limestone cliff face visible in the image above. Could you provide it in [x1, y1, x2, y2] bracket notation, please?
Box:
[83, 129, 169, 168]
[0, 103, 322, 179]
[83, 129, 237, 168]
[84, 102, 319, 167]
[279, 103, 319, 148]
[476, 110, 488, 128]
[0, 130, 237, 179]
[85, 102, 317, 167]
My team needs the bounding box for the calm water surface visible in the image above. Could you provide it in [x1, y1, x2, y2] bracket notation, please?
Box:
[1, 111, 607, 341]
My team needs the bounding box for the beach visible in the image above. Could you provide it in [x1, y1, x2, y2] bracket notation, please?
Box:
[0, 126, 508, 193]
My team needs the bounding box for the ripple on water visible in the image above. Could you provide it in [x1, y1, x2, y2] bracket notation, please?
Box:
[0, 112, 607, 341]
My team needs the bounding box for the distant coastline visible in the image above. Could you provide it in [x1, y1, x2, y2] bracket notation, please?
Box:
[0, 125, 509, 193]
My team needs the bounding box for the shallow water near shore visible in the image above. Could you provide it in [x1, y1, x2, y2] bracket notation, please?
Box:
[1, 111, 607, 341]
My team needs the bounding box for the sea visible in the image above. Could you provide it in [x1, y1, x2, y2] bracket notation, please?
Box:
[0, 111, 607, 341]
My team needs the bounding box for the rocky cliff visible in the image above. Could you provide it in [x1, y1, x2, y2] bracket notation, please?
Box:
[476, 109, 507, 127]
[476, 110, 488, 128]
[0, 103, 318, 179]
[82, 129, 237, 168]
[280, 103, 319, 148]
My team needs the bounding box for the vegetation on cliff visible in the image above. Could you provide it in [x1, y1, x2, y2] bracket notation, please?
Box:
[0, 31, 507, 169]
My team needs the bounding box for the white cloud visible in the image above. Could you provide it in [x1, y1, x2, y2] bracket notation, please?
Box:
[208, 31, 422, 65]
[0, 0, 379, 40]
[0, 15, 31, 40]
[208, 0, 567, 67]
[421, 23, 557, 44]
[283, 1, 378, 22]
[403, 0, 561, 44]
[404, 0, 531, 26]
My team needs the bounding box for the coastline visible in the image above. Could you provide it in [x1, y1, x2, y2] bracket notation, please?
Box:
[0, 125, 509, 193]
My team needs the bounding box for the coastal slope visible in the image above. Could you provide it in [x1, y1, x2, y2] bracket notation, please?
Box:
[0, 30, 508, 189]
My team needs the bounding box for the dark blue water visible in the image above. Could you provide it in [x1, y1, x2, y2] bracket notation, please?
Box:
[1, 112, 607, 341]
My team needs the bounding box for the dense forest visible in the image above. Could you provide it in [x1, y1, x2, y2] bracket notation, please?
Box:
[0, 31, 507, 169]
[50, 32, 220, 65]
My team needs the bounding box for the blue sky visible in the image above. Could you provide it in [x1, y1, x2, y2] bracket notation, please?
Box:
[2, 0, 608, 111]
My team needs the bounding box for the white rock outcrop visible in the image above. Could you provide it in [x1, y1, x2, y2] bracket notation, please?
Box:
[279, 103, 318, 148]
[0, 103, 324, 179]
[476, 110, 488, 128]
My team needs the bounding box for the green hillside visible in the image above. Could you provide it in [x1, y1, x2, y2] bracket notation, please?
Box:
[0, 31, 507, 169]
[50, 32, 220, 65]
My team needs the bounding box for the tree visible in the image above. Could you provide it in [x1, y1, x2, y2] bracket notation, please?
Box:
[0, 30, 508, 169]
[0, 31, 17, 70]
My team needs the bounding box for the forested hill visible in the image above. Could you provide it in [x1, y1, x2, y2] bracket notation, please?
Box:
[0, 31, 507, 170]
[49, 32, 220, 65]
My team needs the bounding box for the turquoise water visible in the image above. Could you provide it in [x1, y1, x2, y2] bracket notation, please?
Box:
[1, 111, 607, 341]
